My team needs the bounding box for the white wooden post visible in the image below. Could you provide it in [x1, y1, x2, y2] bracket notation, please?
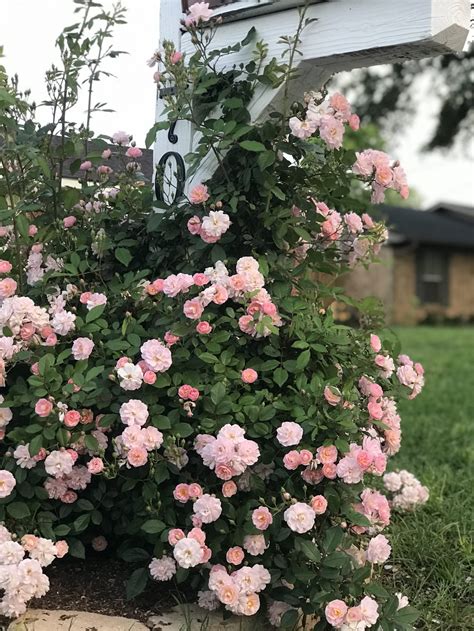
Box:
[153, 0, 470, 200]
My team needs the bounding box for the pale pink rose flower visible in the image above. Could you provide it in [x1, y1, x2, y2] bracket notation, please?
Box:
[344, 212, 363, 234]
[153, 71, 161, 83]
[63, 216, 76, 228]
[187, 215, 202, 235]
[173, 537, 203, 568]
[126, 146, 143, 159]
[35, 398, 53, 417]
[183, 298, 204, 320]
[173, 483, 190, 503]
[349, 113, 360, 130]
[185, 1, 214, 26]
[87, 457, 104, 475]
[284, 502, 316, 534]
[189, 184, 210, 204]
[370, 334, 382, 352]
[241, 368, 258, 384]
[319, 116, 344, 150]
[55, 540, 68, 558]
[149, 555, 177, 581]
[119, 399, 149, 426]
[243, 534, 267, 556]
[0, 277, 17, 299]
[238, 592, 260, 616]
[346, 606, 363, 623]
[72, 337, 94, 360]
[188, 483, 203, 499]
[367, 534, 391, 564]
[193, 494, 222, 524]
[322, 462, 337, 479]
[140, 339, 172, 372]
[310, 495, 328, 515]
[112, 131, 130, 146]
[324, 385, 342, 406]
[0, 470, 16, 498]
[362, 212, 375, 228]
[226, 546, 244, 565]
[317, 445, 338, 464]
[325, 599, 348, 628]
[64, 410, 81, 428]
[170, 51, 183, 64]
[86, 292, 107, 310]
[168, 529, 185, 546]
[360, 596, 379, 626]
[283, 450, 302, 470]
[127, 446, 148, 467]
[0, 260, 12, 274]
[252, 506, 273, 531]
[289, 116, 317, 139]
[80, 160, 92, 171]
[222, 481, 237, 497]
[276, 421, 303, 447]
[299, 449, 313, 466]
[196, 321, 213, 334]
[216, 582, 239, 608]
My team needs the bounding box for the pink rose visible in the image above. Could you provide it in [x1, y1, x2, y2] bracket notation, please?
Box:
[173, 483, 190, 503]
[143, 371, 157, 385]
[193, 273, 209, 286]
[127, 446, 148, 467]
[310, 495, 328, 515]
[170, 51, 183, 64]
[72, 337, 94, 361]
[366, 534, 391, 564]
[80, 161, 92, 171]
[241, 368, 258, 384]
[102, 148, 112, 159]
[283, 450, 302, 470]
[299, 449, 313, 466]
[35, 398, 53, 417]
[126, 146, 143, 159]
[63, 216, 77, 228]
[324, 385, 342, 406]
[196, 321, 212, 334]
[252, 506, 273, 531]
[168, 528, 185, 546]
[187, 215, 202, 235]
[317, 445, 338, 464]
[64, 410, 81, 428]
[189, 184, 209, 204]
[183, 299, 204, 320]
[222, 481, 237, 497]
[325, 599, 348, 628]
[276, 421, 303, 447]
[226, 546, 244, 565]
[87, 457, 104, 475]
[55, 540, 69, 558]
[92, 536, 108, 551]
[349, 113, 360, 131]
[370, 334, 382, 352]
[0, 260, 12, 274]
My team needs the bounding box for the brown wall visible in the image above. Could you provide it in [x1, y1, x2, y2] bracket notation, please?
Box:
[340, 246, 474, 325]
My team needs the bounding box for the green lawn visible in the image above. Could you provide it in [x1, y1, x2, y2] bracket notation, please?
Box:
[385, 327, 474, 630]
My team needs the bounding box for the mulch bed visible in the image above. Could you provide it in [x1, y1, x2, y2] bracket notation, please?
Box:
[1, 555, 179, 627]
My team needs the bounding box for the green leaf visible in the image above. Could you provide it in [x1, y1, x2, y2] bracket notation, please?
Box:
[393, 606, 420, 625]
[296, 349, 311, 370]
[280, 609, 299, 628]
[210, 382, 226, 405]
[141, 519, 166, 534]
[274, 367, 288, 387]
[121, 547, 150, 563]
[73, 513, 90, 533]
[126, 567, 148, 599]
[322, 526, 344, 553]
[68, 538, 85, 559]
[296, 539, 321, 563]
[115, 247, 132, 267]
[86, 306, 105, 323]
[173, 422, 193, 438]
[84, 434, 99, 452]
[239, 140, 266, 152]
[28, 434, 43, 456]
[7, 502, 30, 520]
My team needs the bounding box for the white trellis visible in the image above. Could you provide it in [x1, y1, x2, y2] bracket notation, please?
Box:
[153, 0, 470, 205]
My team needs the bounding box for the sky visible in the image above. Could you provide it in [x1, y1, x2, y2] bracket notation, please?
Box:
[1, 0, 473, 209]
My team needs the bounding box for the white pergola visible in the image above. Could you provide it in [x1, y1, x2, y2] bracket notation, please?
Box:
[154, 0, 470, 203]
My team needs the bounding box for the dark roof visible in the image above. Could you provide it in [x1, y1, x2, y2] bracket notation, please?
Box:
[430, 201, 474, 223]
[377, 204, 474, 248]
[49, 137, 154, 182]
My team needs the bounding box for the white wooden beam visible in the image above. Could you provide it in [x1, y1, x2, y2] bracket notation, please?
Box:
[154, 0, 470, 197]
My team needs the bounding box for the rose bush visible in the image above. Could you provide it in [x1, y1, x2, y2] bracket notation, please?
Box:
[0, 2, 428, 627]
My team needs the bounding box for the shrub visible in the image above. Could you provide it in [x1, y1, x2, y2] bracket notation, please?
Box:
[0, 2, 427, 627]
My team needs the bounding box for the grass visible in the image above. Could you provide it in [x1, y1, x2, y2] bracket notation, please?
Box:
[384, 327, 474, 630]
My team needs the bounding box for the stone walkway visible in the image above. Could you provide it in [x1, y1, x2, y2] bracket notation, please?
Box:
[8, 606, 269, 630]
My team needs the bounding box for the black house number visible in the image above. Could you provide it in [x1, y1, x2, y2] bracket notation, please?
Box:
[154, 120, 186, 207]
